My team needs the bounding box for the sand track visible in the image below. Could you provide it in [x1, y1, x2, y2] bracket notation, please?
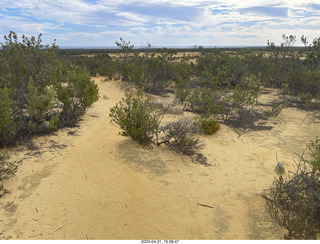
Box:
[1, 77, 319, 240]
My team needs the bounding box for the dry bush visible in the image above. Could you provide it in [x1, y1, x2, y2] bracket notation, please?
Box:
[0, 154, 17, 194]
[110, 93, 209, 165]
[262, 156, 320, 239]
[263, 103, 283, 117]
[160, 117, 204, 156]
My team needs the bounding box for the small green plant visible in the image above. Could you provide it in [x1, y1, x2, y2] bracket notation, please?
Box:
[109, 91, 160, 145]
[306, 137, 320, 170]
[48, 112, 60, 129]
[299, 92, 313, 109]
[196, 116, 220, 135]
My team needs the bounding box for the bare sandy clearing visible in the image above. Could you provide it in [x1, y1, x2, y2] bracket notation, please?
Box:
[0, 77, 319, 240]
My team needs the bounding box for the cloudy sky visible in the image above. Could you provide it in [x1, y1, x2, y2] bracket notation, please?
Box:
[0, 0, 320, 47]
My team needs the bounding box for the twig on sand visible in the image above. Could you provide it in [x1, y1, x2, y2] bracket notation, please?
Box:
[55, 227, 63, 232]
[29, 233, 42, 238]
[197, 203, 214, 209]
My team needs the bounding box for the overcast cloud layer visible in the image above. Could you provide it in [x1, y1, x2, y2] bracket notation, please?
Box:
[1, 0, 320, 47]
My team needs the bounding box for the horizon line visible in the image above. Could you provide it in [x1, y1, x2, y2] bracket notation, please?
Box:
[58, 45, 269, 49]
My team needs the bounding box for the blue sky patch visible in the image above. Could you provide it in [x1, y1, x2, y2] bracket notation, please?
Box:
[239, 6, 288, 17]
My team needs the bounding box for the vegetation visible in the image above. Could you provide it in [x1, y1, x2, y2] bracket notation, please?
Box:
[160, 117, 203, 156]
[0, 154, 17, 188]
[196, 116, 220, 135]
[109, 92, 160, 146]
[55, 66, 99, 125]
[57, 35, 320, 124]
[306, 137, 320, 170]
[262, 139, 320, 239]
[109, 93, 206, 163]
[2, 31, 320, 236]
[106, 36, 320, 238]
[0, 31, 99, 147]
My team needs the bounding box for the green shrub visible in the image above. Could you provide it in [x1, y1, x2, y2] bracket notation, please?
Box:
[122, 61, 147, 88]
[196, 117, 220, 135]
[24, 78, 54, 124]
[299, 92, 313, 109]
[306, 137, 320, 170]
[0, 31, 101, 146]
[102, 56, 118, 79]
[55, 66, 99, 125]
[110, 93, 206, 160]
[175, 76, 191, 103]
[187, 87, 225, 118]
[0, 88, 17, 146]
[109, 92, 160, 145]
[232, 74, 260, 123]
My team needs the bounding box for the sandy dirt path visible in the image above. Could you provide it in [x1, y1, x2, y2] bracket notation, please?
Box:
[0, 78, 319, 240]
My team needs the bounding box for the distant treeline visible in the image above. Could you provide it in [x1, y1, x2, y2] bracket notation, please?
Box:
[57, 46, 277, 56]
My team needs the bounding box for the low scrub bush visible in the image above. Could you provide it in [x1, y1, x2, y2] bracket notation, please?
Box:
[24, 79, 55, 124]
[0, 154, 17, 191]
[232, 75, 260, 124]
[175, 76, 191, 103]
[110, 94, 207, 162]
[262, 159, 320, 239]
[187, 87, 225, 118]
[0, 31, 99, 146]
[161, 117, 203, 156]
[306, 137, 320, 170]
[109, 92, 160, 146]
[263, 139, 320, 239]
[299, 92, 313, 109]
[196, 116, 220, 135]
[55, 66, 99, 126]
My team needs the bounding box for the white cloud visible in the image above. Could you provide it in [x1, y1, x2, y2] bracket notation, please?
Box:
[0, 16, 63, 34]
[1, 0, 320, 46]
[116, 12, 151, 24]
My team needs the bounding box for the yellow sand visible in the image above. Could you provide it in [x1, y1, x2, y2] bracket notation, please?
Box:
[0, 78, 319, 240]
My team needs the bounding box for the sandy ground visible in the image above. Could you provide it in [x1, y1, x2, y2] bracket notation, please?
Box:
[0, 77, 320, 240]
